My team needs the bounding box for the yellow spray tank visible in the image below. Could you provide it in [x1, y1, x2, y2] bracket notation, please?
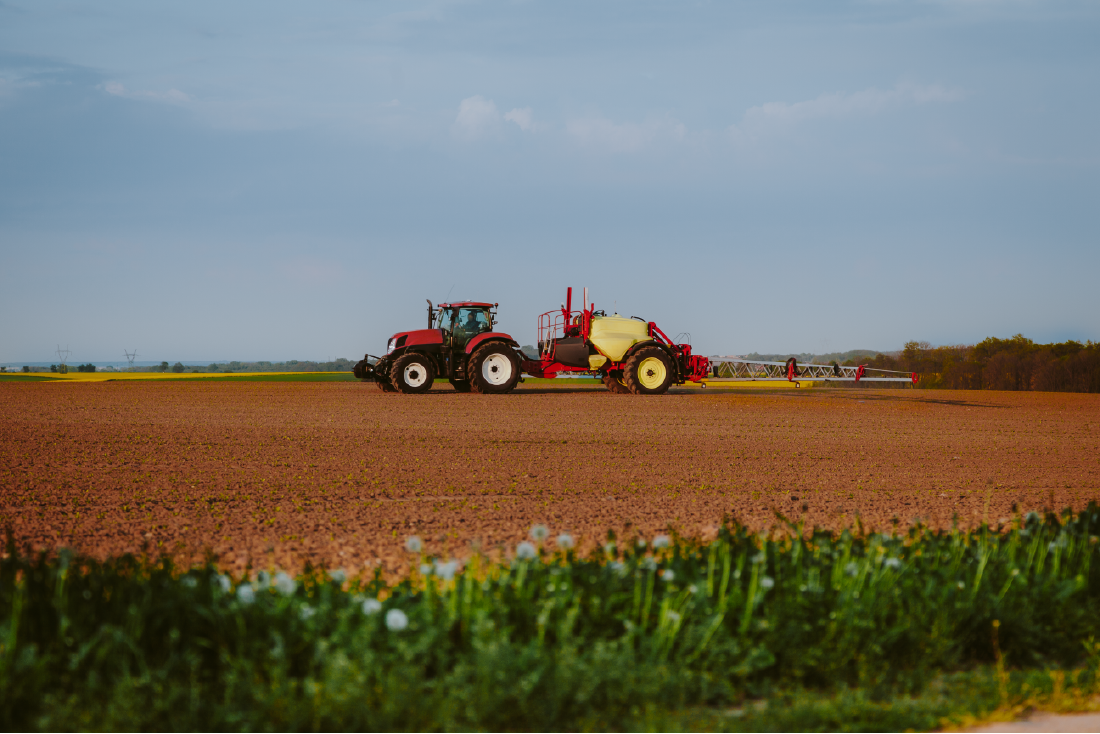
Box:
[587, 314, 650, 364]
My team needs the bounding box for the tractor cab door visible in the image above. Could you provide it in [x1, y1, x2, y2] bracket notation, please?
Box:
[450, 307, 491, 350]
[436, 307, 455, 336]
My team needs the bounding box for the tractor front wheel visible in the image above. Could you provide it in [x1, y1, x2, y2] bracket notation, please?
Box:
[602, 369, 631, 395]
[469, 343, 520, 394]
[391, 353, 436, 394]
[623, 346, 674, 395]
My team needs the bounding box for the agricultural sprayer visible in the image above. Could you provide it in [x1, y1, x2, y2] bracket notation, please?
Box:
[352, 287, 917, 394]
[520, 287, 709, 394]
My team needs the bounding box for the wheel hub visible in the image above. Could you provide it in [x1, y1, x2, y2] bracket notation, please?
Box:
[637, 357, 667, 389]
[403, 363, 428, 388]
[482, 354, 513, 385]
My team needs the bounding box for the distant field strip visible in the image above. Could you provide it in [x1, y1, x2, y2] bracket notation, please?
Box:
[0, 372, 356, 383]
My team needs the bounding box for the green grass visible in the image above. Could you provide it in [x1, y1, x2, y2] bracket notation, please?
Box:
[0, 374, 59, 382]
[3, 507, 1100, 731]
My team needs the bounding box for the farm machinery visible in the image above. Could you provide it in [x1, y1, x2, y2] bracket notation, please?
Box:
[351, 287, 707, 395]
[351, 287, 917, 394]
[352, 300, 524, 394]
[706, 356, 918, 387]
[521, 287, 709, 395]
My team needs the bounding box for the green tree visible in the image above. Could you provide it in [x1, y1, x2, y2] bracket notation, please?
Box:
[171, 362, 185, 373]
[157, 361, 169, 373]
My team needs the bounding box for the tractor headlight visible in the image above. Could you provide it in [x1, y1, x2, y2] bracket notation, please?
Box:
[386, 338, 396, 354]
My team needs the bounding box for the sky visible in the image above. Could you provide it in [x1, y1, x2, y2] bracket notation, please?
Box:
[1, 0, 1098, 364]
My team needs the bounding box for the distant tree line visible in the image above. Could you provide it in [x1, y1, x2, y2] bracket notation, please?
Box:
[139, 358, 356, 374]
[848, 335, 1100, 393]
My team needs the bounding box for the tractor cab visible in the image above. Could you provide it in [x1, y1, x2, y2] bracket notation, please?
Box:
[434, 301, 496, 350]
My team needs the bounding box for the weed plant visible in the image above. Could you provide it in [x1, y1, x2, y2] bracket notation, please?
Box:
[3, 507, 1100, 731]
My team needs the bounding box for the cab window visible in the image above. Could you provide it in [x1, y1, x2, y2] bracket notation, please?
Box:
[436, 308, 454, 332]
[457, 308, 489, 335]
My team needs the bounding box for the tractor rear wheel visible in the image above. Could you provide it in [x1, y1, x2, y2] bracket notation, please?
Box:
[391, 353, 436, 394]
[469, 343, 520, 394]
[623, 346, 674, 395]
[602, 369, 631, 394]
[449, 378, 472, 393]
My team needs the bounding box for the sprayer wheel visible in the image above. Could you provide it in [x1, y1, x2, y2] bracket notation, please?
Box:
[623, 346, 674, 395]
[602, 370, 631, 395]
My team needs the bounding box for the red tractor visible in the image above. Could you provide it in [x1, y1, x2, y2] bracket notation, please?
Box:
[521, 287, 709, 395]
[352, 300, 525, 393]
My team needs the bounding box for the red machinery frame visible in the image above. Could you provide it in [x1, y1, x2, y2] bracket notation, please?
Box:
[521, 287, 708, 383]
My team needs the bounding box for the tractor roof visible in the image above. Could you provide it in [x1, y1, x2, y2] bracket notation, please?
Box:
[438, 301, 496, 309]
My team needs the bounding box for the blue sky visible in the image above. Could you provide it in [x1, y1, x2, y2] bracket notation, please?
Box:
[2, 0, 1098, 363]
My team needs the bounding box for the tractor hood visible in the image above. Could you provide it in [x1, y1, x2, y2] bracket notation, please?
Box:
[386, 329, 445, 354]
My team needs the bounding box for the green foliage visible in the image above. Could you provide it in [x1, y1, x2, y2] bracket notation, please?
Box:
[750, 337, 1099, 392]
[2, 508, 1100, 730]
[76, 363, 96, 373]
[848, 337, 1100, 393]
[201, 358, 354, 374]
[171, 362, 185, 373]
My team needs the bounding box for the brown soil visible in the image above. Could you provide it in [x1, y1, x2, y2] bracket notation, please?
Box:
[2, 382, 1098, 576]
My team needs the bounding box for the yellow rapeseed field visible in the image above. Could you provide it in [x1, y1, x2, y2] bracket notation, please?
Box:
[19, 372, 346, 382]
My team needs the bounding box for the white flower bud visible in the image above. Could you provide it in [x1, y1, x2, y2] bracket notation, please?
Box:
[237, 584, 256, 604]
[385, 608, 409, 631]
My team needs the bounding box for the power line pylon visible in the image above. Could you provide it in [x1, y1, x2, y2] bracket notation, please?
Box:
[124, 349, 138, 371]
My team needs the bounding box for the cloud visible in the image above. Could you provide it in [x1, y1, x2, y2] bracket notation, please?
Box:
[0, 73, 39, 98]
[732, 83, 963, 137]
[565, 114, 685, 153]
[504, 106, 534, 131]
[453, 95, 500, 138]
[453, 96, 536, 138]
[101, 81, 190, 105]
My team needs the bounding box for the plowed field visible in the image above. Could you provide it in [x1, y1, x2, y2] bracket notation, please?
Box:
[2, 381, 1098, 574]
